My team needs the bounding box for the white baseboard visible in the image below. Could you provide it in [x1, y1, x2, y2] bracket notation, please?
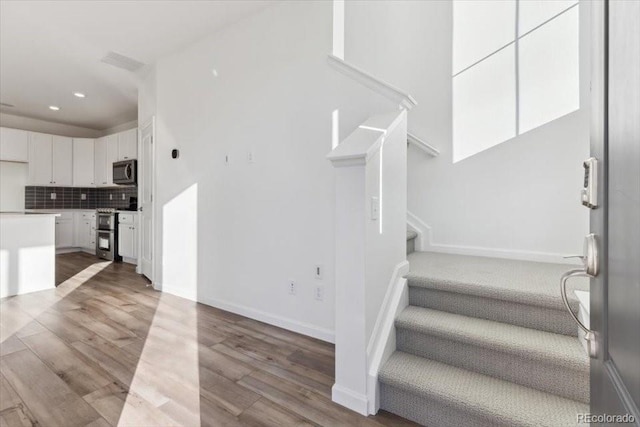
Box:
[332, 384, 369, 416]
[366, 261, 409, 357]
[203, 296, 335, 343]
[159, 284, 198, 302]
[366, 277, 409, 414]
[425, 243, 575, 264]
[406, 211, 431, 252]
[407, 210, 577, 264]
[160, 286, 334, 343]
[55, 247, 82, 255]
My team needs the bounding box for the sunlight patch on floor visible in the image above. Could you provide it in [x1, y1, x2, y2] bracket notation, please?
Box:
[0, 260, 111, 343]
[118, 294, 201, 426]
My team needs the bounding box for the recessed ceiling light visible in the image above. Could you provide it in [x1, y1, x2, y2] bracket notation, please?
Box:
[49, 105, 60, 111]
[73, 92, 86, 98]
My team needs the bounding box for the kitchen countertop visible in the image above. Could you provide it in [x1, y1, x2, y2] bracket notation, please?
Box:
[0, 211, 61, 218]
[25, 209, 96, 213]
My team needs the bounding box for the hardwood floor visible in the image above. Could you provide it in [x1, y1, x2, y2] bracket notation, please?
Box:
[0, 253, 417, 427]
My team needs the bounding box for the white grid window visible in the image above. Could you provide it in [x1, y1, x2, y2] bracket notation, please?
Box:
[453, 0, 580, 162]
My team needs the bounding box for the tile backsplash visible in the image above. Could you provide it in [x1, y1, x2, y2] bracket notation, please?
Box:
[25, 186, 137, 210]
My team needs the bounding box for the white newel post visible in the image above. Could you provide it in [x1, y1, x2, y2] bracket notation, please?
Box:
[327, 110, 407, 415]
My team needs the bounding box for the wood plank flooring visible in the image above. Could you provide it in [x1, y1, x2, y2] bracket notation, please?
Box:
[0, 253, 417, 427]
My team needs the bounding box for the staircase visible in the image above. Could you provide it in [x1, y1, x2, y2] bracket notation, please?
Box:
[379, 251, 590, 427]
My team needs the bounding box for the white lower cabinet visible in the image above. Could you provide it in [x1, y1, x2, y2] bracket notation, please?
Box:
[118, 212, 137, 262]
[74, 211, 96, 252]
[55, 212, 74, 249]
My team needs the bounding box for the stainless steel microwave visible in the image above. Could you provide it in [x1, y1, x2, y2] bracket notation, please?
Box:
[113, 159, 137, 185]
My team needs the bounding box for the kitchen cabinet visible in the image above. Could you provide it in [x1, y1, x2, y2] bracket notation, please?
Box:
[106, 134, 118, 185]
[55, 212, 74, 248]
[28, 132, 53, 185]
[117, 128, 137, 161]
[94, 137, 107, 186]
[0, 127, 29, 162]
[74, 211, 96, 251]
[118, 212, 137, 261]
[95, 134, 118, 187]
[52, 136, 73, 186]
[73, 138, 95, 186]
[28, 133, 72, 186]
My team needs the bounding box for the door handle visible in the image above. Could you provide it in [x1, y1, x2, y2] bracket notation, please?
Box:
[560, 233, 599, 358]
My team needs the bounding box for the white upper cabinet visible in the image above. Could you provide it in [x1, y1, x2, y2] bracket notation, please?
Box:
[94, 137, 108, 186]
[73, 138, 95, 187]
[28, 132, 73, 186]
[0, 127, 29, 162]
[51, 136, 73, 186]
[95, 134, 118, 187]
[117, 128, 137, 161]
[105, 134, 118, 186]
[28, 132, 53, 185]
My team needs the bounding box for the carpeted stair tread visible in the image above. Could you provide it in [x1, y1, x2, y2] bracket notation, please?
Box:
[406, 230, 418, 241]
[396, 306, 588, 372]
[379, 352, 589, 427]
[407, 252, 588, 311]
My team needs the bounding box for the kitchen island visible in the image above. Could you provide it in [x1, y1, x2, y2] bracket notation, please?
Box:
[0, 212, 58, 298]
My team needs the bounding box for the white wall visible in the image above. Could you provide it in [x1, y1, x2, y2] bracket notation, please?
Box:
[100, 119, 138, 136]
[0, 113, 103, 138]
[141, 0, 394, 340]
[346, 0, 591, 261]
[0, 161, 27, 211]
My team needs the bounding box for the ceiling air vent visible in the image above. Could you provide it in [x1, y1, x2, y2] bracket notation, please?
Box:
[100, 51, 145, 72]
[0, 102, 15, 108]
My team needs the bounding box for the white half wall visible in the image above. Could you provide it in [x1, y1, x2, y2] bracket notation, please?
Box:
[345, 0, 591, 261]
[140, 0, 394, 341]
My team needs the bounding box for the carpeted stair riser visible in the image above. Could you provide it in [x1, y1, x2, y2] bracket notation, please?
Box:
[406, 230, 417, 255]
[380, 383, 511, 427]
[396, 327, 589, 402]
[407, 238, 416, 255]
[379, 353, 588, 427]
[409, 286, 578, 336]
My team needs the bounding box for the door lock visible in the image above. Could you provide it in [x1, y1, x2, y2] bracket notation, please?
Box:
[560, 233, 599, 358]
[581, 157, 598, 209]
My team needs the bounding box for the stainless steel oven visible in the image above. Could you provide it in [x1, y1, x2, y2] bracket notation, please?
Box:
[96, 210, 121, 261]
[113, 159, 137, 185]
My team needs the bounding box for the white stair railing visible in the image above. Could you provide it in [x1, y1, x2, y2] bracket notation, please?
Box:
[407, 132, 440, 157]
[327, 109, 408, 415]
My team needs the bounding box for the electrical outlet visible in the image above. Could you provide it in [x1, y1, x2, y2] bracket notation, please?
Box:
[109, 194, 113, 200]
[288, 281, 296, 296]
[247, 150, 255, 164]
[50, 192, 56, 200]
[122, 193, 126, 200]
[314, 284, 324, 301]
[314, 264, 323, 280]
[225, 154, 230, 165]
[81, 193, 86, 200]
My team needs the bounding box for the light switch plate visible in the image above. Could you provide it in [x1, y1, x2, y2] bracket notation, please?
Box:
[81, 193, 87, 200]
[50, 193, 56, 200]
[370, 196, 379, 220]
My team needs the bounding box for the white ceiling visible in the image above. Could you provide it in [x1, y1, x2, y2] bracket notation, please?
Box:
[0, 0, 273, 130]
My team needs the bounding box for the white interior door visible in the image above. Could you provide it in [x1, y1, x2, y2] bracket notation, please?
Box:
[138, 119, 155, 283]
